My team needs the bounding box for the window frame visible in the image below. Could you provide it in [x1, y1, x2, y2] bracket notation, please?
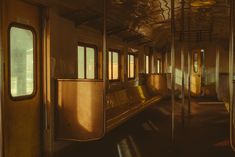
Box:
[77, 42, 98, 80]
[127, 53, 136, 80]
[145, 55, 150, 74]
[108, 49, 121, 82]
[8, 23, 37, 100]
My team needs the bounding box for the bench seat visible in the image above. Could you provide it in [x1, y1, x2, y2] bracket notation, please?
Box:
[106, 85, 163, 131]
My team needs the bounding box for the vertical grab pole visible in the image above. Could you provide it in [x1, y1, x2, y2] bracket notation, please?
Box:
[229, 0, 235, 151]
[215, 48, 220, 96]
[42, 9, 53, 157]
[187, 0, 192, 116]
[181, 0, 185, 127]
[170, 0, 175, 143]
[181, 47, 185, 126]
[0, 0, 3, 157]
[103, 0, 107, 133]
[187, 52, 191, 114]
[187, 51, 191, 114]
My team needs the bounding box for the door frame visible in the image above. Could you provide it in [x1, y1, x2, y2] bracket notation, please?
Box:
[41, 8, 53, 157]
[1, 0, 44, 156]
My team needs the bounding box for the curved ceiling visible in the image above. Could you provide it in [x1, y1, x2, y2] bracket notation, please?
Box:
[28, 0, 231, 49]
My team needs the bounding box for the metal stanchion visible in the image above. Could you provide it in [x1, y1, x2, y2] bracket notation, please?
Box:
[229, 0, 235, 151]
[170, 0, 175, 143]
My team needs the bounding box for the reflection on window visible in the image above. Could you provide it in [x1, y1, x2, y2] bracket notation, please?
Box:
[77, 44, 97, 79]
[193, 51, 198, 73]
[108, 50, 119, 80]
[86, 48, 95, 79]
[145, 55, 149, 74]
[78, 46, 85, 78]
[128, 54, 135, 79]
[157, 59, 161, 74]
[10, 26, 35, 97]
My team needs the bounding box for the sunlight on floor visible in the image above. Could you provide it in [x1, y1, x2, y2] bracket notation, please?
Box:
[117, 136, 142, 157]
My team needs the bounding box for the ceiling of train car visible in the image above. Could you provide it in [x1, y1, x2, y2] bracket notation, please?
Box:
[28, 0, 230, 49]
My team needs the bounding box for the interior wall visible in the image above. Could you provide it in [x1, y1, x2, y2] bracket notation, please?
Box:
[48, 10, 163, 154]
[51, 13, 163, 90]
[190, 41, 229, 98]
[164, 41, 229, 98]
[46, 7, 230, 157]
[217, 42, 229, 100]
[51, 13, 77, 79]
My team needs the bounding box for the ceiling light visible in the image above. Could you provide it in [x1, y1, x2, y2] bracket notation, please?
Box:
[112, 0, 125, 5]
[191, 0, 216, 7]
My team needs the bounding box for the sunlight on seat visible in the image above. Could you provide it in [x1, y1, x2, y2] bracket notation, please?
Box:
[137, 86, 145, 99]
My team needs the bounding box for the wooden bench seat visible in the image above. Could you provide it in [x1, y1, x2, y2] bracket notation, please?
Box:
[106, 85, 163, 131]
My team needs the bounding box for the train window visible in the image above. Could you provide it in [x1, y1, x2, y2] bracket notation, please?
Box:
[108, 50, 119, 80]
[156, 58, 161, 74]
[77, 43, 97, 79]
[193, 51, 198, 73]
[145, 55, 149, 74]
[128, 54, 135, 79]
[78, 46, 85, 78]
[10, 26, 35, 98]
[86, 47, 95, 79]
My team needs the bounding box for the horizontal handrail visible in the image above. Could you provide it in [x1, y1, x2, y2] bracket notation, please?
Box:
[57, 78, 103, 82]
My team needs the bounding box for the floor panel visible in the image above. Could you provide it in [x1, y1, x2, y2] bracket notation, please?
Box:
[55, 98, 235, 157]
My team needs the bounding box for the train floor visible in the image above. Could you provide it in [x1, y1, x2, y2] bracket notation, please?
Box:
[55, 97, 235, 157]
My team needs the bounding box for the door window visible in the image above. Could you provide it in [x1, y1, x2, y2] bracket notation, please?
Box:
[10, 26, 35, 98]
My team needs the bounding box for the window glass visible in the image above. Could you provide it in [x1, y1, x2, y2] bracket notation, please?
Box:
[77, 44, 96, 79]
[113, 52, 119, 80]
[108, 51, 112, 80]
[130, 55, 134, 78]
[10, 26, 34, 97]
[78, 46, 85, 78]
[128, 54, 135, 79]
[108, 50, 119, 80]
[157, 59, 161, 74]
[146, 55, 149, 74]
[86, 47, 95, 79]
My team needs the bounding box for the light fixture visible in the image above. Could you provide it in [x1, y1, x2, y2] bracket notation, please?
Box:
[191, 0, 216, 7]
[112, 0, 125, 5]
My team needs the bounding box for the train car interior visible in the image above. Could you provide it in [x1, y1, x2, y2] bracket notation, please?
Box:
[0, 0, 235, 157]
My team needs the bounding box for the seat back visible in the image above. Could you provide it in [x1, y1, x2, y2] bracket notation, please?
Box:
[127, 85, 151, 104]
[106, 89, 129, 110]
